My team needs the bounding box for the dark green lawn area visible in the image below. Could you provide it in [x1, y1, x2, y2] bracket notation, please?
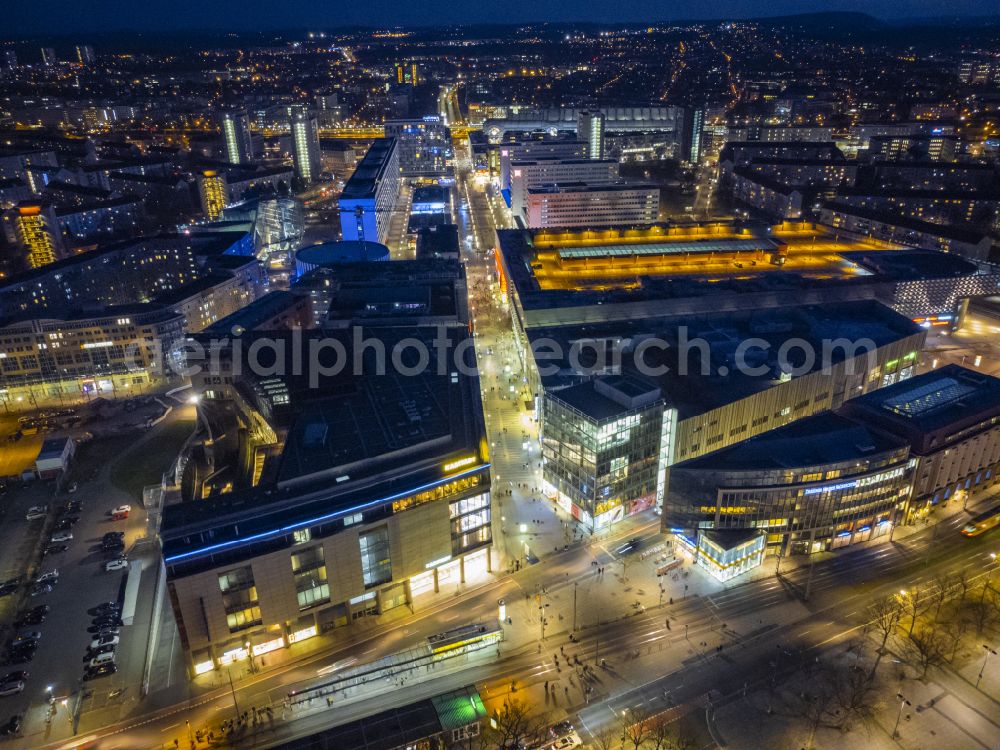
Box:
[106, 417, 195, 500]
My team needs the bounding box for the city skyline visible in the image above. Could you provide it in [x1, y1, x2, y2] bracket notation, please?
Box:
[0, 10, 997, 750]
[4, 2, 1000, 36]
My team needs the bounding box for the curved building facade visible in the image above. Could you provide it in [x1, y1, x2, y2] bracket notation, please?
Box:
[295, 240, 390, 278]
[666, 412, 914, 578]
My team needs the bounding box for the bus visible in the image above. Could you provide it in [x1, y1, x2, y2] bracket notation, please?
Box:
[427, 622, 502, 656]
[961, 504, 1000, 537]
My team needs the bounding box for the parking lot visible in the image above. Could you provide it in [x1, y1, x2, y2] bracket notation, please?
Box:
[0, 398, 193, 745]
[0, 476, 153, 738]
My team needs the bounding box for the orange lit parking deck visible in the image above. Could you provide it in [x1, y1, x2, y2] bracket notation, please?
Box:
[525, 222, 900, 291]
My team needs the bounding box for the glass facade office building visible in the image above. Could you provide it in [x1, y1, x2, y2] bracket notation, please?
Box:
[667, 413, 914, 563]
[541, 376, 675, 531]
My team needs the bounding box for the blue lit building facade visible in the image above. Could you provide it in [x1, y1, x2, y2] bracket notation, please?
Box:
[162, 327, 493, 676]
[667, 413, 914, 578]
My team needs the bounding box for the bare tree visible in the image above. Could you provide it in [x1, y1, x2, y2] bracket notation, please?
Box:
[477, 699, 547, 750]
[954, 569, 974, 605]
[800, 686, 839, 750]
[964, 584, 1000, 635]
[900, 586, 925, 637]
[831, 661, 882, 731]
[943, 617, 969, 663]
[647, 717, 696, 750]
[903, 623, 948, 679]
[619, 707, 653, 750]
[931, 572, 958, 622]
[589, 727, 622, 750]
[865, 594, 902, 678]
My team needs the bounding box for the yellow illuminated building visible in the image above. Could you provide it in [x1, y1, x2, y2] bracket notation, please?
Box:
[198, 170, 227, 220]
[14, 203, 66, 269]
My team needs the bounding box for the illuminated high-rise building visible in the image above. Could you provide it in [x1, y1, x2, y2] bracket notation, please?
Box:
[76, 45, 96, 65]
[577, 110, 605, 160]
[291, 112, 321, 183]
[40, 47, 57, 66]
[395, 62, 418, 85]
[13, 202, 67, 269]
[221, 111, 254, 166]
[197, 170, 227, 220]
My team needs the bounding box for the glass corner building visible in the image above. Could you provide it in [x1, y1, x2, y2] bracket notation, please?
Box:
[540, 376, 676, 531]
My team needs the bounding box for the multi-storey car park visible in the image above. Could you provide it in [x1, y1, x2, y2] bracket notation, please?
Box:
[493, 220, 1000, 357]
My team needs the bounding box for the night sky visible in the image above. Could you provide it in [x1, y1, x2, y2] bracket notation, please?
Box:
[6, 0, 1000, 36]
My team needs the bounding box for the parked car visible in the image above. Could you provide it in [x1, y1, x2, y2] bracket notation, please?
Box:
[34, 570, 58, 584]
[1, 714, 21, 735]
[11, 632, 40, 646]
[49, 531, 72, 544]
[83, 663, 116, 680]
[87, 644, 116, 659]
[91, 615, 122, 629]
[110, 505, 131, 520]
[104, 558, 128, 572]
[5, 645, 35, 664]
[0, 579, 20, 597]
[24, 506, 47, 521]
[92, 602, 121, 616]
[42, 544, 68, 557]
[29, 584, 53, 598]
[0, 682, 23, 698]
[67, 482, 78, 494]
[88, 652, 115, 669]
[13, 607, 47, 627]
[90, 634, 119, 650]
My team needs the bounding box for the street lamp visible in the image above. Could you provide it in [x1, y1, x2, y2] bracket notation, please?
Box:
[892, 692, 910, 739]
[977, 644, 997, 689]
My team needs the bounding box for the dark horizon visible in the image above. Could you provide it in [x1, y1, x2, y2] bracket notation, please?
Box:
[5, 1, 1000, 38]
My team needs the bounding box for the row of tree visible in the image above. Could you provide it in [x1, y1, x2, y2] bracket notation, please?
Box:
[866, 567, 1000, 680]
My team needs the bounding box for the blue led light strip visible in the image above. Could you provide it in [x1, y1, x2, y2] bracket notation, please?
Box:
[164, 463, 491, 564]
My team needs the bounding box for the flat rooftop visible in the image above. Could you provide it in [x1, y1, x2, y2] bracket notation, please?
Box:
[495, 220, 993, 325]
[843, 364, 1000, 436]
[161, 327, 486, 564]
[203, 290, 300, 335]
[526, 182, 657, 194]
[498, 220, 902, 298]
[341, 138, 397, 200]
[415, 224, 460, 259]
[511, 157, 618, 167]
[529, 300, 923, 420]
[279, 371, 448, 481]
[411, 184, 450, 204]
[674, 412, 908, 472]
